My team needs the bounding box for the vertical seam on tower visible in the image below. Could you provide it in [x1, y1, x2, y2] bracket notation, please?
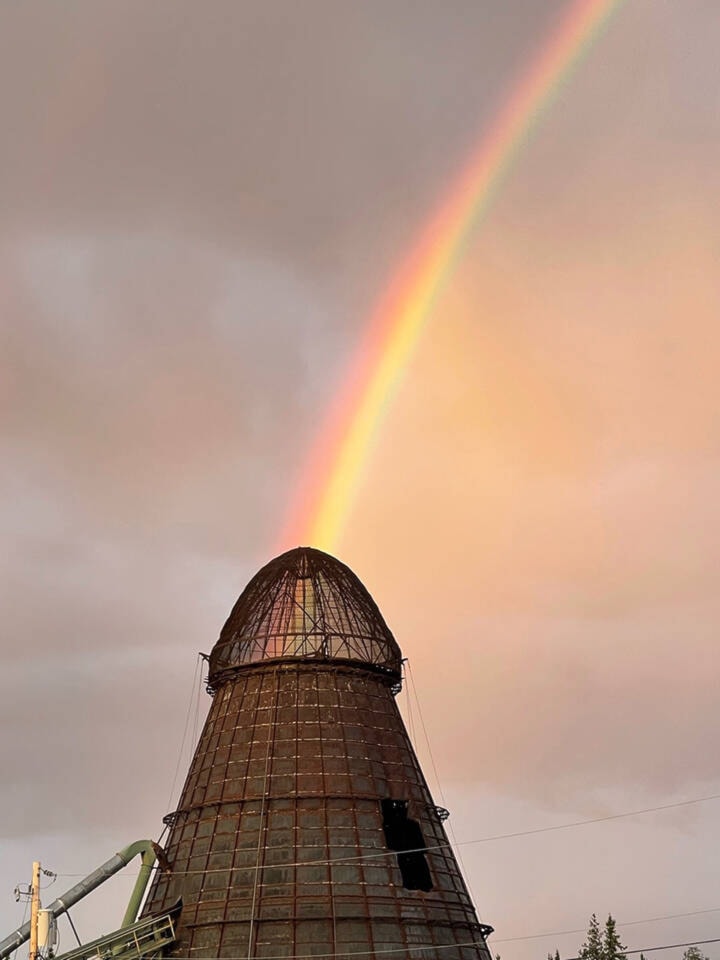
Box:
[246, 670, 278, 959]
[317, 669, 337, 957]
[293, 666, 300, 959]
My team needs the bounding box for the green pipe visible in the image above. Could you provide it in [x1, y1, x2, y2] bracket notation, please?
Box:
[0, 840, 168, 960]
[120, 841, 159, 928]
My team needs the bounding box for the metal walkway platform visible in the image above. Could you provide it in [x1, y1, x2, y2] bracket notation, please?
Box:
[54, 910, 178, 960]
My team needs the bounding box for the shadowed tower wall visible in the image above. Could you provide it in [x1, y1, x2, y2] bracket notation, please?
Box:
[142, 548, 493, 960]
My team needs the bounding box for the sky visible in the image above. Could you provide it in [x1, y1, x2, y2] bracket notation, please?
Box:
[1, 2, 719, 959]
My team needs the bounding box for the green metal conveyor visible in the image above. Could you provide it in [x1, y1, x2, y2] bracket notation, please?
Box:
[0, 841, 176, 960]
[53, 909, 178, 960]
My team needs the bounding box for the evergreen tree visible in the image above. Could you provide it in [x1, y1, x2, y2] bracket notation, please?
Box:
[683, 948, 710, 960]
[602, 914, 626, 960]
[579, 914, 603, 960]
[547, 950, 561, 960]
[578, 913, 626, 960]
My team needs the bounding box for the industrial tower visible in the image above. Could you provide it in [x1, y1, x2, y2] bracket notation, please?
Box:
[140, 547, 493, 959]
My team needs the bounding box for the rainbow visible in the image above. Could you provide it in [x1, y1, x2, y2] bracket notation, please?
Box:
[280, 0, 624, 553]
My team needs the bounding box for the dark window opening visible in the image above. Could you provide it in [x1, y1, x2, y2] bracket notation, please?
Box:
[380, 799, 433, 892]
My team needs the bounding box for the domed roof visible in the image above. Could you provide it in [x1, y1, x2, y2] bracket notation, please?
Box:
[208, 547, 402, 687]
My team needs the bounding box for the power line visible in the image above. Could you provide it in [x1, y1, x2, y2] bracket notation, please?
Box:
[456, 793, 720, 848]
[158, 937, 720, 960]
[166, 654, 203, 814]
[149, 941, 498, 959]
[622, 911, 720, 931]
[406, 662, 477, 906]
[6, 892, 719, 958]
[10, 899, 28, 960]
[565, 938, 720, 960]
[492, 909, 720, 944]
[49, 788, 718, 879]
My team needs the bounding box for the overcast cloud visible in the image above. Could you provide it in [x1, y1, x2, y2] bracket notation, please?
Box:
[1, 3, 719, 959]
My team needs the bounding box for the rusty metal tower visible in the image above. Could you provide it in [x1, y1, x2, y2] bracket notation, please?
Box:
[142, 547, 493, 960]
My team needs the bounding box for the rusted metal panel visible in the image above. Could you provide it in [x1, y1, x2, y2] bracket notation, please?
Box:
[142, 548, 493, 960]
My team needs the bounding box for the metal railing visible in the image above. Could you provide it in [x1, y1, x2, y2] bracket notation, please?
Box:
[54, 911, 177, 960]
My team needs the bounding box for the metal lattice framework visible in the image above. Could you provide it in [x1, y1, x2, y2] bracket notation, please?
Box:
[142, 547, 494, 960]
[209, 547, 402, 688]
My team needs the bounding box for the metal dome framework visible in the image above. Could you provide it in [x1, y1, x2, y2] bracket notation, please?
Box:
[208, 547, 402, 688]
[142, 547, 494, 960]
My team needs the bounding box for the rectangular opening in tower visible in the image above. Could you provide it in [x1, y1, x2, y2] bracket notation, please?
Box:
[380, 798, 433, 892]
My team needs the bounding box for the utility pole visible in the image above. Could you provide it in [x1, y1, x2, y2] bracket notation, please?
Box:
[28, 862, 41, 960]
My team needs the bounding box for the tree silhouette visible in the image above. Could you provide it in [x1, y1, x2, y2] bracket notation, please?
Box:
[603, 914, 626, 960]
[579, 914, 603, 960]
[683, 948, 709, 960]
[575, 913, 626, 960]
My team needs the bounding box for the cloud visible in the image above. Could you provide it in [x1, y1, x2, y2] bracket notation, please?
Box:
[1, 2, 719, 953]
[0, 230, 340, 839]
[340, 196, 720, 801]
[1, 232, 346, 547]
